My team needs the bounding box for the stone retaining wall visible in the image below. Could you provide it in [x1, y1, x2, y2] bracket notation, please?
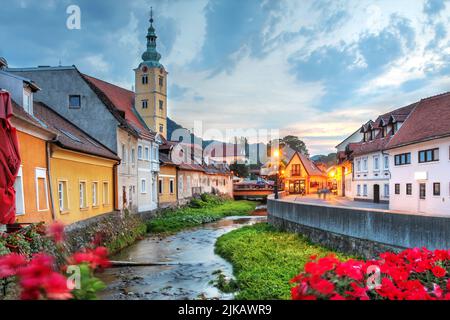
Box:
[64, 209, 161, 254]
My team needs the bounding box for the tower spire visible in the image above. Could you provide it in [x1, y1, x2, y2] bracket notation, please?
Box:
[141, 6, 162, 67]
[150, 6, 153, 25]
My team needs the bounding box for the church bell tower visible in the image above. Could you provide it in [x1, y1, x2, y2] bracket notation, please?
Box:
[135, 8, 168, 139]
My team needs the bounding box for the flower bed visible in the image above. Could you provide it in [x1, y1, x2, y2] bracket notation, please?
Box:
[291, 248, 450, 300]
[0, 222, 110, 300]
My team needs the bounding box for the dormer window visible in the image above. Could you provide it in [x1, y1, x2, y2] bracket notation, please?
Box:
[382, 126, 387, 138]
[23, 90, 32, 114]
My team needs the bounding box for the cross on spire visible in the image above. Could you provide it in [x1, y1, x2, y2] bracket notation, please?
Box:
[150, 7, 153, 25]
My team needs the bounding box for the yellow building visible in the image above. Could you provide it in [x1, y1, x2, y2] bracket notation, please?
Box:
[284, 151, 327, 195]
[34, 102, 120, 225]
[158, 150, 178, 206]
[134, 10, 168, 139]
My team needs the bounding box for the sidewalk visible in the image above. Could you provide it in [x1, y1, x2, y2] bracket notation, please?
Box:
[281, 194, 389, 211]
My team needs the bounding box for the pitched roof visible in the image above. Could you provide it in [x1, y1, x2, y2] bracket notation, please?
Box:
[374, 102, 417, 127]
[81, 74, 155, 141]
[347, 138, 391, 157]
[298, 152, 327, 177]
[345, 102, 417, 157]
[33, 101, 119, 161]
[386, 92, 450, 149]
[11, 100, 56, 136]
[285, 151, 326, 177]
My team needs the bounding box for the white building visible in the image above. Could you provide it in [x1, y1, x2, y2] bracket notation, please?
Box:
[83, 75, 161, 213]
[386, 93, 450, 215]
[342, 104, 415, 203]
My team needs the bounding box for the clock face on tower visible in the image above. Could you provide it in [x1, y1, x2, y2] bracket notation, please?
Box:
[142, 66, 148, 73]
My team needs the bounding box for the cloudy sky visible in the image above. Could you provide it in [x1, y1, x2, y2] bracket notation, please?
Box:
[1, 0, 450, 155]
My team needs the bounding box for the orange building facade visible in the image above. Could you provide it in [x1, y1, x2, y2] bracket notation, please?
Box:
[10, 107, 56, 225]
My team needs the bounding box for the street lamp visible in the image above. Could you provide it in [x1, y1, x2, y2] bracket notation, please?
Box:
[273, 149, 280, 199]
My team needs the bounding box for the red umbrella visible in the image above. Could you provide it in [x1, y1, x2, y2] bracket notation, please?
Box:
[0, 91, 21, 224]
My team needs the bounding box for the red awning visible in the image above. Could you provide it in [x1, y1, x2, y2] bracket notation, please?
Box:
[0, 91, 21, 224]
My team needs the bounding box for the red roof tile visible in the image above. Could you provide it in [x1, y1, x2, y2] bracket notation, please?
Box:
[387, 92, 450, 149]
[347, 137, 391, 157]
[33, 102, 119, 161]
[82, 74, 155, 141]
[11, 100, 56, 136]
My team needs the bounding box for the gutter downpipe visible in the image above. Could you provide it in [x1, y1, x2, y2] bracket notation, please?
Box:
[46, 140, 57, 221]
[113, 162, 119, 212]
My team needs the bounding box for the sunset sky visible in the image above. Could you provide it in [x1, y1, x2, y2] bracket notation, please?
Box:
[1, 0, 450, 155]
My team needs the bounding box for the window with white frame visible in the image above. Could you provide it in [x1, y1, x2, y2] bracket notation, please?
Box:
[79, 181, 87, 208]
[363, 184, 368, 196]
[102, 182, 109, 205]
[131, 148, 135, 164]
[179, 175, 184, 193]
[384, 184, 389, 198]
[58, 180, 68, 212]
[35, 168, 49, 211]
[356, 160, 361, 172]
[152, 180, 156, 202]
[357, 185, 361, 196]
[384, 155, 389, 170]
[23, 91, 32, 114]
[138, 145, 143, 160]
[141, 179, 147, 194]
[363, 158, 368, 171]
[373, 156, 379, 171]
[121, 144, 126, 164]
[145, 147, 150, 161]
[14, 167, 25, 215]
[92, 182, 98, 206]
[153, 146, 158, 161]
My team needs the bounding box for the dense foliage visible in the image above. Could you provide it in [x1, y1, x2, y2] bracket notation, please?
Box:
[0, 222, 110, 300]
[215, 223, 350, 299]
[147, 196, 257, 234]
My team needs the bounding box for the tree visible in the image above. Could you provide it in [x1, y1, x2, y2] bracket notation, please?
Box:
[268, 136, 309, 157]
[281, 135, 309, 156]
[312, 153, 337, 167]
[229, 161, 249, 178]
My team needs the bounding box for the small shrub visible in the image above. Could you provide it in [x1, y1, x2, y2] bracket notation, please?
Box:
[189, 198, 208, 208]
[0, 237, 10, 256]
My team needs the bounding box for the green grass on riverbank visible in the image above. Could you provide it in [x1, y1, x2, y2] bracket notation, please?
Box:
[147, 199, 257, 234]
[215, 223, 351, 300]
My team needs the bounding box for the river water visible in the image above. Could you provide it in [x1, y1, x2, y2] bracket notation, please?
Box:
[98, 215, 267, 300]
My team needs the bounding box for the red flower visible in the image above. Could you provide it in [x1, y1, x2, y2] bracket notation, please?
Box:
[330, 294, 346, 300]
[310, 278, 335, 296]
[432, 266, 447, 278]
[0, 253, 27, 278]
[291, 280, 310, 300]
[344, 282, 369, 300]
[335, 259, 364, 281]
[69, 246, 110, 270]
[17, 254, 72, 300]
[304, 255, 339, 277]
[47, 222, 65, 244]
